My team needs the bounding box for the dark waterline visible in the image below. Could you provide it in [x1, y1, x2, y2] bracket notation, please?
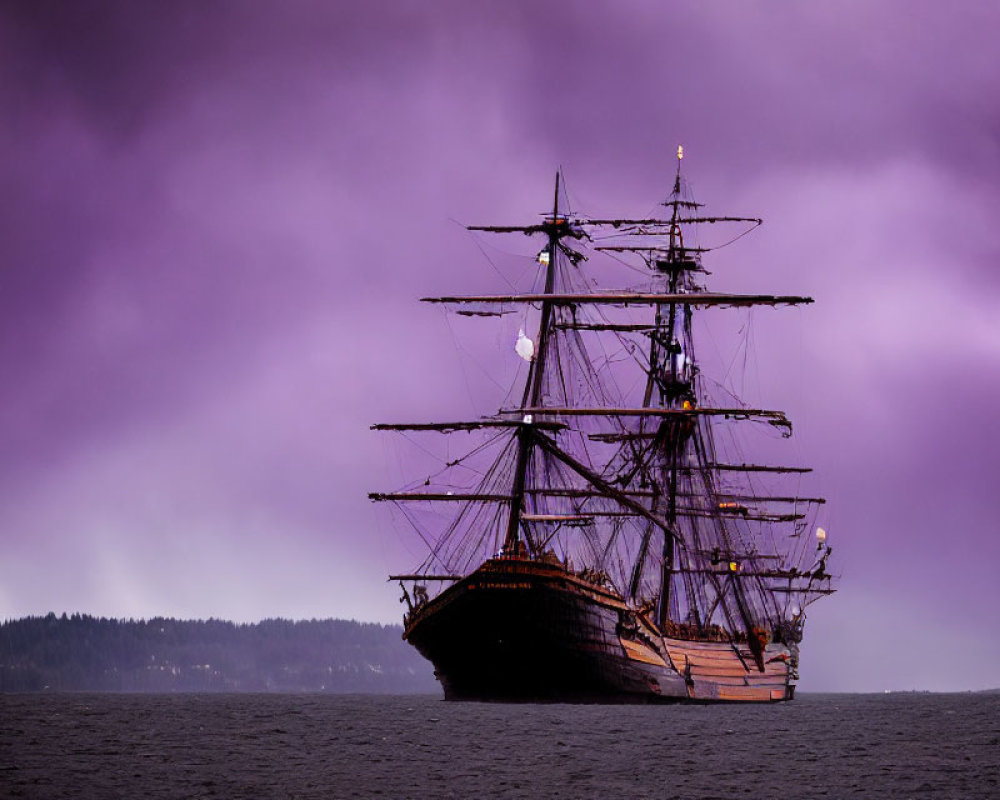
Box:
[2, 693, 998, 798]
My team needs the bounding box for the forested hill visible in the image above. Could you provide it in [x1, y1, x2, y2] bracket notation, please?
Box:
[0, 614, 439, 693]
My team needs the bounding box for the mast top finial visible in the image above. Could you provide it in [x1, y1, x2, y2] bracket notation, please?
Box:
[677, 144, 684, 161]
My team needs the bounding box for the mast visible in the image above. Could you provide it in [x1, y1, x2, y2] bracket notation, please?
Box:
[656, 148, 686, 630]
[529, 172, 561, 407]
[502, 172, 562, 554]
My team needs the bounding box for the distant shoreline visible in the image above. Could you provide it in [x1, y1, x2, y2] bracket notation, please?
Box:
[0, 613, 438, 694]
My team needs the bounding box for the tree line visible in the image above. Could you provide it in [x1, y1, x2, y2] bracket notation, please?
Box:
[0, 614, 438, 693]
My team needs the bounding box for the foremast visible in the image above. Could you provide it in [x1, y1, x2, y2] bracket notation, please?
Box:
[502, 173, 565, 556]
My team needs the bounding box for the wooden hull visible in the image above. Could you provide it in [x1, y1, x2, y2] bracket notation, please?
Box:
[403, 558, 794, 703]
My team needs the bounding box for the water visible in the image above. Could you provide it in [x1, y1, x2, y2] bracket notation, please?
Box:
[2, 693, 997, 798]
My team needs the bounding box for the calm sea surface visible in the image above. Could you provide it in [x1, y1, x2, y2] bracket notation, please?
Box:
[2, 692, 997, 799]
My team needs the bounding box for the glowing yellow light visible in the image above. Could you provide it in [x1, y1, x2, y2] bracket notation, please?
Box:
[682, 400, 693, 410]
[729, 561, 739, 573]
[538, 250, 550, 267]
[677, 145, 684, 160]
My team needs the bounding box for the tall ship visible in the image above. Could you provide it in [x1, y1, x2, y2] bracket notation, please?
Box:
[371, 150, 835, 702]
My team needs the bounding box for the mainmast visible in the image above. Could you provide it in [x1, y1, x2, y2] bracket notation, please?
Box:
[654, 147, 691, 630]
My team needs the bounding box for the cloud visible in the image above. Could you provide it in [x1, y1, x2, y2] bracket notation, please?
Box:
[1, 1, 999, 688]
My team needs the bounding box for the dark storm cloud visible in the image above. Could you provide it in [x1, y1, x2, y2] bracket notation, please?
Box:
[1, 1, 998, 688]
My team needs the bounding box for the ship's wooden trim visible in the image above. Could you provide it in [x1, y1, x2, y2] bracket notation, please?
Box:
[404, 557, 628, 635]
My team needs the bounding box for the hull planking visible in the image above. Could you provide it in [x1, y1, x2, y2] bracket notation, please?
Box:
[404, 558, 793, 703]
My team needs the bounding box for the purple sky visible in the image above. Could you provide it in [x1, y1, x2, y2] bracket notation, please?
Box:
[2, 1, 998, 691]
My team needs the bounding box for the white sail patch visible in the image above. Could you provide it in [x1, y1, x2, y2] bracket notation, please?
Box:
[515, 329, 535, 362]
